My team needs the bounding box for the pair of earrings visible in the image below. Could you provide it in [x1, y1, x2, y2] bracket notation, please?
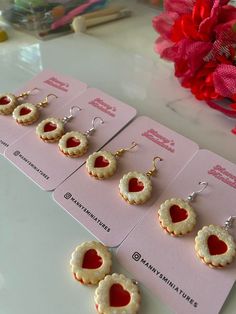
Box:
[36, 106, 104, 158]
[70, 241, 140, 314]
[158, 182, 236, 268]
[86, 143, 163, 205]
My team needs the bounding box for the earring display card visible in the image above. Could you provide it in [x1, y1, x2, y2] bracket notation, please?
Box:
[0, 70, 87, 155]
[53, 116, 198, 247]
[116, 150, 236, 314]
[5, 88, 137, 191]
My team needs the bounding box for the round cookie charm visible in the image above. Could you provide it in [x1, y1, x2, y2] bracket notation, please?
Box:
[0, 93, 18, 115]
[195, 224, 236, 268]
[58, 131, 88, 157]
[86, 151, 117, 179]
[158, 198, 197, 236]
[95, 273, 141, 314]
[36, 117, 64, 142]
[70, 241, 112, 285]
[13, 103, 39, 125]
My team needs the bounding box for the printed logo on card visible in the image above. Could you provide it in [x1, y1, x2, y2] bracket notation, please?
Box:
[208, 165, 236, 189]
[142, 129, 175, 153]
[44, 77, 69, 92]
[88, 98, 116, 117]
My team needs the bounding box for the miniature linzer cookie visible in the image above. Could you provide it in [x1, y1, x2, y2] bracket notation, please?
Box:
[58, 131, 88, 157]
[195, 222, 236, 268]
[36, 117, 65, 142]
[119, 156, 163, 205]
[86, 142, 137, 179]
[70, 241, 112, 285]
[158, 198, 197, 236]
[95, 273, 141, 314]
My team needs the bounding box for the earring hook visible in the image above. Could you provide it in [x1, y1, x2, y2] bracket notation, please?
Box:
[84, 116, 104, 137]
[146, 156, 163, 177]
[36, 93, 58, 108]
[224, 216, 236, 231]
[17, 87, 40, 99]
[61, 106, 82, 124]
[114, 141, 138, 158]
[187, 181, 208, 202]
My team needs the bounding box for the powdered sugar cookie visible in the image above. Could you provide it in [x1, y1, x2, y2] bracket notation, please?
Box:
[95, 273, 141, 314]
[36, 117, 64, 142]
[70, 241, 112, 285]
[119, 171, 152, 205]
[0, 93, 18, 115]
[58, 131, 88, 157]
[86, 151, 117, 179]
[12, 103, 39, 125]
[195, 225, 236, 268]
[158, 198, 197, 236]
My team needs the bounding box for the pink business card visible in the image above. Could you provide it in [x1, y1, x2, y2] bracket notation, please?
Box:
[5, 88, 137, 191]
[116, 150, 236, 314]
[0, 69, 87, 154]
[53, 116, 199, 247]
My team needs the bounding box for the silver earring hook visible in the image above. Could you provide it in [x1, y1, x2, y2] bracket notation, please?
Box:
[61, 106, 82, 124]
[224, 216, 236, 231]
[187, 181, 208, 202]
[84, 116, 104, 137]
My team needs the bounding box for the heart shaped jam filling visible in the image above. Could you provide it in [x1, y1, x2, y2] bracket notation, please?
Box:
[109, 284, 131, 307]
[128, 178, 144, 192]
[169, 205, 188, 223]
[82, 249, 103, 269]
[94, 156, 110, 168]
[207, 235, 228, 255]
[0, 96, 10, 105]
[44, 122, 57, 132]
[66, 137, 80, 148]
[20, 107, 31, 116]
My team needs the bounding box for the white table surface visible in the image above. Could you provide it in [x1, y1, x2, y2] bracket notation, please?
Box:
[0, 2, 236, 314]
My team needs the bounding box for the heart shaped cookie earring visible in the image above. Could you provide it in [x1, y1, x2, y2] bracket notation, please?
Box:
[86, 141, 138, 179]
[58, 116, 104, 158]
[12, 94, 58, 125]
[0, 87, 39, 115]
[195, 215, 236, 268]
[119, 156, 163, 205]
[70, 241, 112, 285]
[158, 181, 208, 236]
[36, 106, 81, 143]
[95, 273, 141, 314]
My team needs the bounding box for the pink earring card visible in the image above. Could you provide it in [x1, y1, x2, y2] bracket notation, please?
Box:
[53, 116, 198, 247]
[0, 70, 87, 154]
[116, 149, 236, 314]
[5, 88, 136, 191]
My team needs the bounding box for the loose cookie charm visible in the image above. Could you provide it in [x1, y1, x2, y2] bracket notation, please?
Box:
[70, 241, 112, 285]
[119, 156, 163, 205]
[36, 106, 81, 143]
[195, 215, 236, 268]
[158, 181, 208, 236]
[86, 141, 137, 179]
[58, 116, 104, 158]
[95, 273, 141, 314]
[0, 87, 39, 115]
[12, 93, 57, 125]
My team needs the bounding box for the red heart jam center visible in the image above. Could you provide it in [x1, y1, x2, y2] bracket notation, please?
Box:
[110, 284, 131, 307]
[207, 235, 228, 255]
[169, 205, 188, 223]
[94, 156, 110, 168]
[44, 122, 57, 132]
[128, 178, 144, 192]
[0, 96, 10, 105]
[66, 137, 80, 148]
[20, 107, 31, 116]
[82, 249, 103, 269]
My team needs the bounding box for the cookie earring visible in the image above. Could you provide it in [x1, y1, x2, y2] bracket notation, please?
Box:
[195, 215, 236, 268]
[86, 141, 138, 179]
[36, 106, 81, 142]
[119, 156, 163, 205]
[12, 94, 58, 125]
[0, 87, 39, 115]
[58, 116, 104, 158]
[158, 181, 208, 236]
